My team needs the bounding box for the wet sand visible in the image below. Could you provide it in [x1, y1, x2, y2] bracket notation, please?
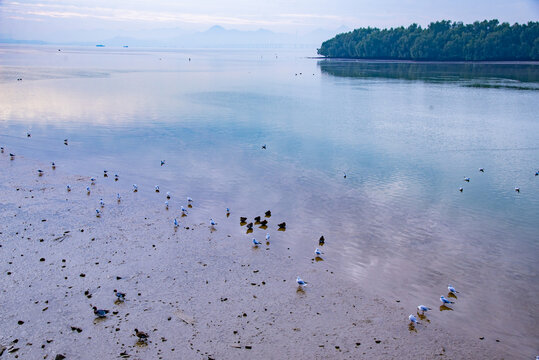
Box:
[1, 154, 508, 359]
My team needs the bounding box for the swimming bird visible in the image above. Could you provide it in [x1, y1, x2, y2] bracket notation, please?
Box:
[10, 153, 15, 160]
[246, 222, 253, 229]
[278, 222, 286, 229]
[240, 217, 247, 223]
[319, 236, 325, 245]
[262, 144, 266, 149]
[464, 177, 470, 182]
[0, 147, 4, 153]
[440, 296, 454, 304]
[117, 193, 121, 202]
[155, 185, 160, 192]
[64, 139, 68, 145]
[181, 206, 188, 214]
[133, 184, 138, 192]
[515, 187, 520, 193]
[66, 185, 71, 192]
[90, 178, 96, 185]
[166, 191, 171, 199]
[266, 233, 270, 241]
[51, 162, 56, 169]
[165, 201, 169, 209]
[210, 218, 216, 226]
[417, 305, 431, 313]
[27, 132, 31, 137]
[86, 186, 91, 194]
[93, 306, 109, 318]
[409, 314, 419, 325]
[95, 209, 101, 217]
[103, 170, 108, 177]
[259, 219, 268, 226]
[187, 197, 193, 203]
[459, 187, 463, 192]
[296, 276, 307, 287]
[37, 169, 43, 176]
[161, 160, 165, 166]
[343, 172, 347, 179]
[448, 284, 459, 294]
[100, 199, 105, 208]
[114, 289, 126, 302]
[134, 329, 149, 342]
[254, 216, 261, 223]
[226, 208, 230, 214]
[265, 210, 271, 217]
[315, 248, 323, 256]
[252, 238, 262, 246]
[174, 218, 179, 227]
[114, 174, 119, 181]
[479, 168, 484, 172]
[535, 171, 539, 176]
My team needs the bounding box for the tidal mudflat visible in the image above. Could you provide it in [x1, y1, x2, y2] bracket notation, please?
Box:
[0, 155, 503, 359]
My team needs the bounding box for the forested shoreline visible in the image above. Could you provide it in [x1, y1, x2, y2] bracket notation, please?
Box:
[318, 20, 539, 61]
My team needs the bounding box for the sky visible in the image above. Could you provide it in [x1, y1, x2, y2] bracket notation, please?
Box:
[1, 0, 538, 42]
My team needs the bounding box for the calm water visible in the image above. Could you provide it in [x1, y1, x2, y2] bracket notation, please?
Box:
[1, 45, 538, 356]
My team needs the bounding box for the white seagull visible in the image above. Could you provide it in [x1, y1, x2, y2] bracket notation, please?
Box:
[315, 248, 323, 256]
[252, 238, 262, 246]
[296, 276, 307, 286]
[95, 209, 101, 217]
[181, 206, 188, 214]
[166, 191, 171, 199]
[66, 185, 71, 192]
[174, 218, 179, 227]
[448, 284, 459, 294]
[210, 218, 216, 226]
[165, 201, 169, 209]
[117, 193, 121, 201]
[417, 305, 431, 313]
[155, 185, 160, 192]
[100, 199, 105, 207]
[409, 314, 419, 325]
[86, 187, 91, 194]
[440, 296, 454, 304]
[266, 233, 270, 241]
[187, 197, 193, 203]
[133, 184, 138, 192]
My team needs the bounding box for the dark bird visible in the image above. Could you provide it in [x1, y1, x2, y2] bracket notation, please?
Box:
[464, 177, 470, 182]
[93, 306, 109, 318]
[254, 216, 261, 223]
[246, 222, 253, 229]
[37, 169, 44, 176]
[0, 147, 4, 153]
[64, 139, 68, 145]
[479, 168, 484, 172]
[262, 144, 266, 149]
[240, 217, 247, 223]
[134, 328, 149, 342]
[265, 210, 271, 217]
[103, 170, 108, 177]
[161, 160, 165, 166]
[343, 172, 347, 178]
[319, 236, 325, 245]
[259, 220, 268, 226]
[114, 289, 126, 302]
[10, 153, 15, 160]
[278, 222, 286, 229]
[515, 187, 520, 193]
[459, 187, 463, 192]
[27, 132, 31, 137]
[51, 162, 56, 169]
[535, 171, 539, 176]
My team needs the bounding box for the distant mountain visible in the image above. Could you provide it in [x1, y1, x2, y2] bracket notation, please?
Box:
[1, 25, 349, 49]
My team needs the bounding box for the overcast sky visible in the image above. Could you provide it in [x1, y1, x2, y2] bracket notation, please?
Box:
[1, 0, 538, 41]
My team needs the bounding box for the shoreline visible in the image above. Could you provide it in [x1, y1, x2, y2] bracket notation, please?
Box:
[0, 152, 508, 359]
[310, 57, 539, 65]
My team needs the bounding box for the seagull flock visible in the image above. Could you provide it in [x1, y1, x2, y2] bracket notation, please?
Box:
[409, 284, 459, 328]
[3, 134, 537, 333]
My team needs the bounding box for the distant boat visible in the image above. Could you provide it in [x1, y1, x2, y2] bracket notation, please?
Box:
[96, 44, 105, 47]
[123, 45, 128, 48]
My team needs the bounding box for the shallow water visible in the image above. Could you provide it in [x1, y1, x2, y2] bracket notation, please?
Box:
[1, 45, 538, 356]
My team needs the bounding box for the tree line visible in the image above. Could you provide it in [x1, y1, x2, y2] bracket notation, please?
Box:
[317, 20, 539, 61]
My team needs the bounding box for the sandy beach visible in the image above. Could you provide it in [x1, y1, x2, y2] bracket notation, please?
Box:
[0, 153, 509, 359]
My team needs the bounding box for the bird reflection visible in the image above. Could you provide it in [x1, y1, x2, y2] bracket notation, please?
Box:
[416, 313, 430, 322]
[408, 323, 418, 332]
[439, 305, 453, 311]
[447, 292, 458, 299]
